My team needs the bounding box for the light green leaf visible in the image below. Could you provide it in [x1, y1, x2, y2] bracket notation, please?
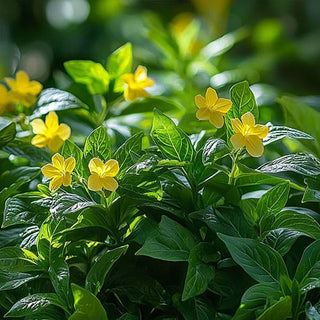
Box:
[218, 234, 289, 286]
[64, 60, 109, 95]
[83, 125, 111, 160]
[69, 283, 108, 320]
[151, 109, 194, 162]
[86, 245, 128, 295]
[256, 296, 291, 320]
[136, 216, 196, 261]
[0, 122, 16, 148]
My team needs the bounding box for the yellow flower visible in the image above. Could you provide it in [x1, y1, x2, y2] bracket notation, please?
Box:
[0, 84, 12, 115]
[30, 111, 71, 152]
[230, 112, 269, 157]
[122, 66, 155, 102]
[5, 70, 43, 107]
[195, 87, 232, 128]
[87, 158, 119, 192]
[41, 153, 76, 192]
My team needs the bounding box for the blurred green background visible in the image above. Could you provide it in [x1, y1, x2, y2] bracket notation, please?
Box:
[1, 0, 319, 95]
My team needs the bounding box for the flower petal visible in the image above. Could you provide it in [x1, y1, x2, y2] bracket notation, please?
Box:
[214, 98, 232, 113]
[103, 159, 119, 177]
[31, 134, 48, 148]
[49, 176, 63, 192]
[57, 124, 71, 140]
[251, 124, 269, 139]
[241, 112, 255, 127]
[122, 74, 134, 84]
[245, 135, 264, 157]
[62, 172, 72, 187]
[124, 88, 148, 101]
[134, 65, 148, 82]
[41, 164, 61, 178]
[195, 95, 206, 109]
[231, 118, 243, 134]
[16, 71, 29, 84]
[52, 153, 65, 171]
[65, 157, 76, 173]
[88, 173, 103, 191]
[196, 108, 210, 120]
[88, 158, 105, 175]
[205, 87, 218, 106]
[45, 111, 59, 131]
[30, 119, 46, 135]
[209, 111, 224, 128]
[101, 177, 118, 192]
[230, 133, 246, 149]
[48, 136, 64, 152]
[27, 81, 43, 95]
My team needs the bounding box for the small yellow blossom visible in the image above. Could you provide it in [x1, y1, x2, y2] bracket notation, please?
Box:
[122, 66, 155, 102]
[30, 111, 71, 152]
[5, 71, 42, 107]
[195, 87, 232, 128]
[230, 112, 269, 157]
[87, 158, 119, 192]
[41, 153, 76, 192]
[0, 85, 12, 115]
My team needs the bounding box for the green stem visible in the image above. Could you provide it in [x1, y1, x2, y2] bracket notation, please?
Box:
[228, 148, 243, 185]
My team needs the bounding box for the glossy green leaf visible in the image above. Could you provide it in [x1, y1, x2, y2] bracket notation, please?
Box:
[0, 122, 16, 148]
[201, 138, 230, 165]
[256, 296, 291, 320]
[303, 177, 320, 203]
[218, 234, 289, 286]
[305, 301, 320, 320]
[69, 283, 108, 320]
[86, 245, 128, 295]
[0, 271, 38, 290]
[83, 125, 111, 160]
[61, 140, 83, 175]
[136, 215, 196, 261]
[151, 109, 194, 162]
[64, 60, 109, 95]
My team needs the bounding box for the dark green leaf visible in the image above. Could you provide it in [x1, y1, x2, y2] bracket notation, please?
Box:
[202, 138, 230, 165]
[0, 271, 38, 290]
[86, 245, 128, 295]
[136, 216, 196, 261]
[151, 109, 194, 162]
[256, 296, 291, 320]
[258, 153, 320, 176]
[83, 125, 112, 160]
[64, 60, 109, 95]
[69, 283, 108, 320]
[303, 178, 320, 203]
[61, 140, 83, 175]
[218, 234, 289, 285]
[31, 88, 88, 118]
[305, 301, 320, 320]
[0, 122, 16, 148]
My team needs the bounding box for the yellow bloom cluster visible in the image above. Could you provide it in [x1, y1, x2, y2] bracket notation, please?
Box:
[195, 87, 269, 157]
[122, 66, 154, 102]
[42, 154, 120, 193]
[0, 71, 43, 113]
[30, 111, 71, 152]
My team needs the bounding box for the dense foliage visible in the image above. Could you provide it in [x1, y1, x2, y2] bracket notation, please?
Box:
[1, 9, 320, 319]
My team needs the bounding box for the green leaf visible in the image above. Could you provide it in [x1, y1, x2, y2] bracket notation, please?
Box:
[69, 283, 108, 320]
[218, 234, 289, 286]
[182, 243, 216, 301]
[258, 153, 320, 176]
[107, 43, 132, 92]
[201, 138, 230, 165]
[263, 124, 313, 146]
[3, 140, 51, 165]
[271, 210, 320, 239]
[0, 271, 38, 290]
[83, 125, 112, 160]
[233, 283, 282, 320]
[294, 239, 320, 291]
[61, 140, 83, 175]
[117, 96, 182, 116]
[263, 229, 303, 256]
[151, 109, 194, 162]
[31, 88, 88, 118]
[64, 60, 109, 95]
[86, 245, 128, 295]
[0, 122, 16, 148]
[0, 247, 41, 272]
[5, 293, 67, 317]
[279, 96, 320, 156]
[303, 177, 320, 203]
[256, 296, 291, 320]
[136, 216, 196, 261]
[305, 301, 320, 320]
